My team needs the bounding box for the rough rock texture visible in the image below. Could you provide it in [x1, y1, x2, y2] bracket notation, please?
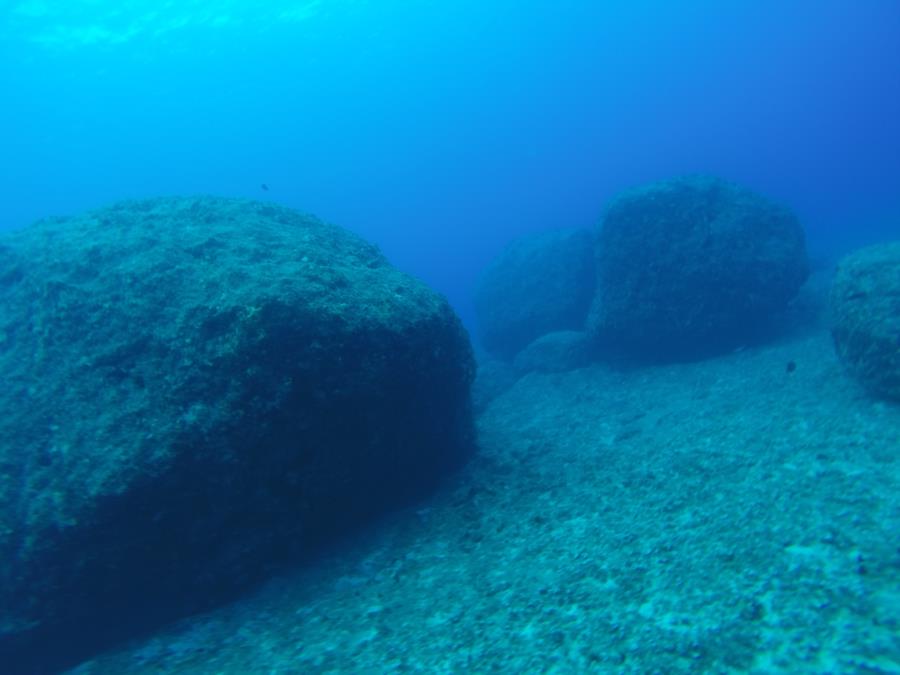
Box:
[0, 196, 475, 671]
[588, 176, 809, 361]
[513, 330, 594, 375]
[831, 241, 900, 400]
[474, 229, 595, 360]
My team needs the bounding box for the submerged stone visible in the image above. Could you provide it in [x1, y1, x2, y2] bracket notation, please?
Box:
[513, 330, 594, 375]
[831, 241, 900, 401]
[0, 196, 475, 670]
[474, 229, 595, 360]
[588, 175, 809, 361]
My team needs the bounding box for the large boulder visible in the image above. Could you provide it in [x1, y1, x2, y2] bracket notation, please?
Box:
[831, 241, 900, 401]
[588, 176, 809, 360]
[0, 196, 475, 670]
[474, 229, 595, 360]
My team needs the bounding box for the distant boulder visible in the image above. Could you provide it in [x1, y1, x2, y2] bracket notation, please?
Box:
[831, 241, 900, 401]
[514, 330, 594, 375]
[0, 196, 475, 671]
[475, 229, 595, 360]
[588, 176, 809, 361]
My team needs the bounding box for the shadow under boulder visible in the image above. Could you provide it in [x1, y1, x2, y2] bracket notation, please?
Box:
[831, 241, 900, 401]
[588, 176, 809, 362]
[474, 229, 595, 361]
[0, 196, 476, 672]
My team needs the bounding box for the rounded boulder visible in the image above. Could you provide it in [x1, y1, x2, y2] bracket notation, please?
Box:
[475, 229, 595, 360]
[0, 196, 475, 669]
[588, 176, 809, 360]
[831, 241, 900, 400]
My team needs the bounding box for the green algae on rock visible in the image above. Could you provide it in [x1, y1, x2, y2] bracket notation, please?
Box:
[831, 241, 900, 401]
[0, 196, 476, 671]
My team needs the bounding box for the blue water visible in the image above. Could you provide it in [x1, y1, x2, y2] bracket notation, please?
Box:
[3, 4, 900, 672]
[2, 1, 899, 334]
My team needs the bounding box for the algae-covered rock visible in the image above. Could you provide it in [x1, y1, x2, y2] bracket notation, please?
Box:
[588, 176, 809, 361]
[474, 229, 595, 360]
[831, 241, 900, 400]
[0, 196, 475, 669]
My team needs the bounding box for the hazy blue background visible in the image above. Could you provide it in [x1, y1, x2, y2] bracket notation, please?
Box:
[2, 0, 898, 332]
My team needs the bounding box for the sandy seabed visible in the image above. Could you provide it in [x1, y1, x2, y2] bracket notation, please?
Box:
[73, 328, 899, 674]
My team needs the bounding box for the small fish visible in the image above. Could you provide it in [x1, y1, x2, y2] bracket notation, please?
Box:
[261, 183, 269, 191]
[785, 361, 796, 374]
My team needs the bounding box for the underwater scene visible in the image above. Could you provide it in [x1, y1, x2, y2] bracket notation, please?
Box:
[1, 1, 898, 673]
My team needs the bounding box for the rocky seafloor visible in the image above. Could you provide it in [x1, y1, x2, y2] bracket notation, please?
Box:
[70, 327, 899, 673]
